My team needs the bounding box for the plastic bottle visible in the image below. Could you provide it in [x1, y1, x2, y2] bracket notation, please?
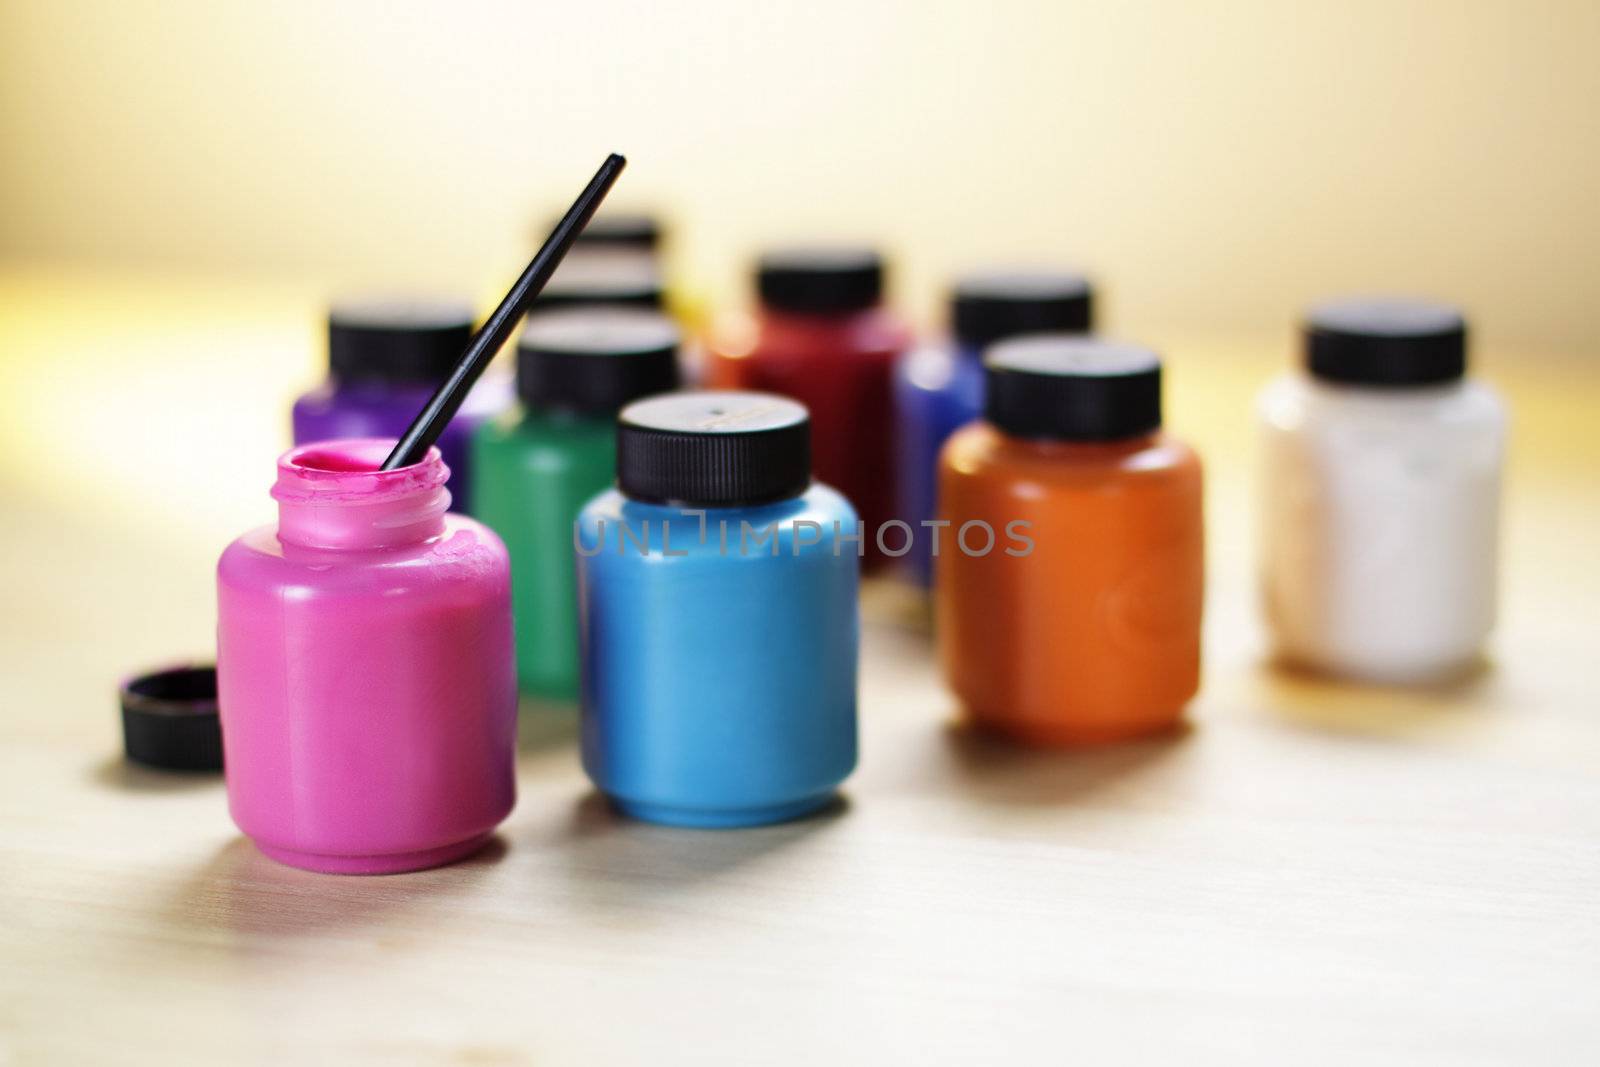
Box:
[937, 336, 1204, 745]
[577, 391, 859, 826]
[472, 308, 680, 699]
[1259, 297, 1506, 682]
[216, 438, 516, 873]
[291, 298, 507, 515]
[894, 270, 1094, 584]
[705, 248, 910, 568]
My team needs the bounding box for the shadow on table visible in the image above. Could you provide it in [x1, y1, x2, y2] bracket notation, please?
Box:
[89, 754, 223, 794]
[1255, 653, 1501, 743]
[549, 790, 849, 910]
[936, 718, 1193, 807]
[163, 833, 509, 938]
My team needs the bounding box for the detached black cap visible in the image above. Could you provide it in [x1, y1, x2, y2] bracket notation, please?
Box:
[985, 336, 1162, 441]
[119, 665, 223, 772]
[534, 250, 664, 312]
[757, 247, 883, 314]
[952, 270, 1094, 350]
[618, 391, 811, 507]
[328, 298, 476, 385]
[571, 212, 662, 252]
[517, 309, 681, 416]
[1304, 297, 1467, 387]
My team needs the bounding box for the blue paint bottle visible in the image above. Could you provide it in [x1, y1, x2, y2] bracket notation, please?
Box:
[576, 391, 859, 827]
[892, 271, 1094, 584]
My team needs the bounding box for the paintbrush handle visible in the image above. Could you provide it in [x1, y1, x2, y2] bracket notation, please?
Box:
[382, 153, 627, 471]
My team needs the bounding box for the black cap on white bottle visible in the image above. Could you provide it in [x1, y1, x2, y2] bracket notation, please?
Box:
[1304, 297, 1467, 387]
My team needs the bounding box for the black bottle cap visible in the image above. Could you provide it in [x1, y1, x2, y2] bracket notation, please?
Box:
[572, 212, 662, 251]
[952, 270, 1095, 349]
[534, 250, 664, 311]
[119, 665, 223, 772]
[617, 391, 811, 507]
[517, 309, 682, 416]
[1304, 297, 1468, 387]
[985, 335, 1162, 441]
[328, 298, 476, 386]
[757, 247, 883, 314]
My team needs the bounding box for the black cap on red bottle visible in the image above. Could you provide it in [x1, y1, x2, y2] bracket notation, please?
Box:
[985, 335, 1162, 441]
[328, 297, 476, 385]
[952, 270, 1094, 350]
[757, 247, 883, 314]
[517, 309, 681, 416]
[119, 665, 223, 772]
[617, 391, 811, 507]
[1304, 297, 1467, 387]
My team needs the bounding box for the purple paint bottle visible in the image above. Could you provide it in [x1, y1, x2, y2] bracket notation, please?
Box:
[291, 299, 508, 515]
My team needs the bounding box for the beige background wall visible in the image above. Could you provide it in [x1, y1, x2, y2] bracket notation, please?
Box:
[2, 0, 1596, 351]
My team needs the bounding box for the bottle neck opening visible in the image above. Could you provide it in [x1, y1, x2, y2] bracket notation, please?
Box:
[272, 438, 450, 549]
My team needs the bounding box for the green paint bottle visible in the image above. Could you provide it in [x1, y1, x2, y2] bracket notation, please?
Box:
[472, 308, 681, 699]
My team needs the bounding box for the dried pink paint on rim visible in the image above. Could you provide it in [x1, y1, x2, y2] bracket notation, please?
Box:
[271, 438, 449, 504]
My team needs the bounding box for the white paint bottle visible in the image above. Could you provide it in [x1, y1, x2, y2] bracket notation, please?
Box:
[1258, 298, 1507, 683]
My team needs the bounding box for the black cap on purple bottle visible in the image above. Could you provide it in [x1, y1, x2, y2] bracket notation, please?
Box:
[757, 247, 883, 314]
[985, 335, 1162, 441]
[516, 308, 681, 416]
[1304, 297, 1467, 387]
[617, 391, 811, 507]
[328, 298, 477, 385]
[952, 270, 1094, 350]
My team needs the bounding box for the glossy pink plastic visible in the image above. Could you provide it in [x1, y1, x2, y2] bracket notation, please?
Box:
[216, 439, 516, 874]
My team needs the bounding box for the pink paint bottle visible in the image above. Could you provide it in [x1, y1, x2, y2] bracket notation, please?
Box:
[216, 438, 516, 874]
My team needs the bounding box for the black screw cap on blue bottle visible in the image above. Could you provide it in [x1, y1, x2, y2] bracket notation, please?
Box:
[517, 308, 681, 416]
[119, 664, 223, 772]
[617, 391, 811, 507]
[952, 270, 1095, 349]
[985, 335, 1162, 442]
[757, 247, 883, 314]
[327, 298, 477, 385]
[1304, 297, 1468, 387]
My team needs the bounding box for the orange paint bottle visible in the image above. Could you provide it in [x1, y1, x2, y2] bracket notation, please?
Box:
[936, 336, 1203, 745]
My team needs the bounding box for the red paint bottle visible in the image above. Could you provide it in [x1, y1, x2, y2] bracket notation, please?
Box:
[707, 248, 910, 567]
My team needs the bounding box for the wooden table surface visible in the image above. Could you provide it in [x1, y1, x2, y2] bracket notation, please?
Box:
[2, 268, 1597, 1065]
